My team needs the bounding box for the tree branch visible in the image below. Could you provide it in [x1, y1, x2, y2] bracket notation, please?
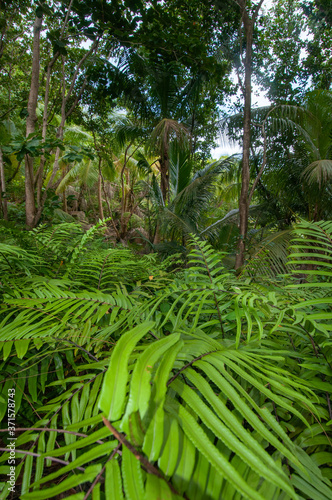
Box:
[0, 427, 104, 444]
[0, 447, 85, 471]
[102, 417, 180, 496]
[167, 350, 217, 386]
[83, 443, 122, 500]
[65, 38, 99, 105]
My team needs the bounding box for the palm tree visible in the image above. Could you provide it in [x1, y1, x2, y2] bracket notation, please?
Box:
[253, 91, 332, 224]
[298, 90, 332, 220]
[146, 142, 238, 247]
[118, 53, 216, 204]
[56, 114, 148, 241]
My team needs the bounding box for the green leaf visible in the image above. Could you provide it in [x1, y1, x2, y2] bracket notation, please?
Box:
[2, 341, 13, 360]
[34, 441, 116, 487]
[143, 340, 183, 461]
[171, 403, 266, 500]
[99, 321, 155, 421]
[106, 459, 124, 500]
[122, 446, 145, 500]
[21, 464, 101, 499]
[144, 474, 173, 500]
[21, 453, 34, 496]
[121, 333, 181, 439]
[172, 429, 195, 493]
[158, 415, 180, 477]
[15, 339, 30, 358]
[172, 376, 295, 497]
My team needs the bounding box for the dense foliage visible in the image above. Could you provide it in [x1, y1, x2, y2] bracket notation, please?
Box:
[0, 219, 331, 499]
[0, 0, 331, 498]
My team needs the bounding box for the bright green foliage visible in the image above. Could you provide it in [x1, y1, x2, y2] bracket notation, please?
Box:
[0, 220, 331, 499]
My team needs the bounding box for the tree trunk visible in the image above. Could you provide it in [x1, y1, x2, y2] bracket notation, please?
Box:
[33, 57, 66, 225]
[62, 190, 67, 213]
[25, 14, 43, 228]
[235, 17, 253, 269]
[153, 225, 161, 245]
[35, 52, 59, 207]
[234, 0, 264, 270]
[160, 152, 169, 204]
[0, 149, 8, 220]
[98, 159, 104, 220]
[120, 145, 131, 239]
[61, 167, 68, 213]
[34, 3, 73, 208]
[32, 39, 99, 226]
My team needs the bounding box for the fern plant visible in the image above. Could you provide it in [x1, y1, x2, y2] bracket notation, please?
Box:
[0, 220, 331, 499]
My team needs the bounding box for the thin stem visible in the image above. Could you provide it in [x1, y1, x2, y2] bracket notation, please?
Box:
[0, 428, 104, 443]
[64, 339, 99, 362]
[83, 443, 122, 500]
[0, 447, 85, 471]
[167, 351, 217, 386]
[102, 417, 180, 496]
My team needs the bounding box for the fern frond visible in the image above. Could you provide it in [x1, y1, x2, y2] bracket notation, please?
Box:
[1, 222, 331, 499]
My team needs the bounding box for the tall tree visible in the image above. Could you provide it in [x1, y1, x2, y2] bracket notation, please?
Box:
[233, 0, 264, 269]
[25, 11, 43, 227]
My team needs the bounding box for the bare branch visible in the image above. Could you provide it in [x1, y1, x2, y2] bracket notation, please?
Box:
[0, 447, 85, 471]
[0, 428, 104, 444]
[65, 76, 88, 119]
[65, 38, 99, 105]
[253, 0, 265, 20]
[83, 443, 122, 500]
[60, 0, 74, 38]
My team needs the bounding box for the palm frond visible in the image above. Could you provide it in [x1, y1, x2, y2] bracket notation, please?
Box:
[244, 229, 295, 279]
[302, 159, 332, 188]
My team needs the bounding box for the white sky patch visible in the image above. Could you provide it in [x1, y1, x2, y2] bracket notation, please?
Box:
[81, 39, 93, 49]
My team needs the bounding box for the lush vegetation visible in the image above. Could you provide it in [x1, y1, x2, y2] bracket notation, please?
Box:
[0, 220, 331, 499]
[0, 0, 331, 499]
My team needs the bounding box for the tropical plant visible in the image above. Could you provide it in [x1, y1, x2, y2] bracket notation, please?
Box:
[0, 219, 331, 499]
[147, 145, 239, 247]
[248, 91, 332, 228]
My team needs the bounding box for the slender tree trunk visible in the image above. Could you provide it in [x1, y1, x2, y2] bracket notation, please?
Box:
[62, 191, 67, 213]
[0, 149, 8, 220]
[32, 37, 99, 226]
[35, 52, 59, 206]
[34, 2, 73, 206]
[160, 152, 169, 203]
[33, 56, 66, 225]
[234, 0, 264, 270]
[61, 166, 68, 213]
[153, 226, 161, 245]
[91, 130, 119, 236]
[77, 186, 85, 211]
[98, 159, 104, 220]
[120, 144, 131, 239]
[25, 14, 43, 227]
[101, 176, 120, 239]
[235, 18, 253, 269]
